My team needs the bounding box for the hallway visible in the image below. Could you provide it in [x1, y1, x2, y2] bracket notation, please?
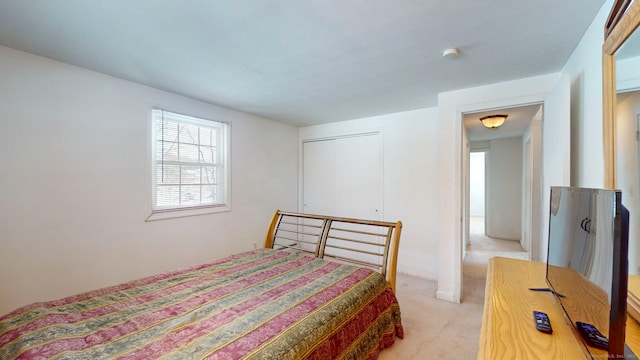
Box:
[466, 216, 529, 263]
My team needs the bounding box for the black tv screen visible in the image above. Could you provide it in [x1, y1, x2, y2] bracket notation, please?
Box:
[545, 186, 630, 358]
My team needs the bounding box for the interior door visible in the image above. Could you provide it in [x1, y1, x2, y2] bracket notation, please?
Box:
[540, 73, 571, 262]
[303, 134, 383, 262]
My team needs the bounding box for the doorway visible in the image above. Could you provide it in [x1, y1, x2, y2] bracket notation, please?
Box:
[462, 105, 539, 267]
[436, 73, 570, 303]
[467, 149, 527, 257]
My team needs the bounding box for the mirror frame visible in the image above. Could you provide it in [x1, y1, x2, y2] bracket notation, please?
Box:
[603, 0, 640, 189]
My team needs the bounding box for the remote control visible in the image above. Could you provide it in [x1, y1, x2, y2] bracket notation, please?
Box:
[533, 311, 553, 334]
[576, 321, 609, 350]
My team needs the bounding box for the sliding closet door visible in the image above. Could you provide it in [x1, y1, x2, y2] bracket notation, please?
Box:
[303, 139, 337, 215]
[303, 134, 382, 220]
[335, 135, 383, 220]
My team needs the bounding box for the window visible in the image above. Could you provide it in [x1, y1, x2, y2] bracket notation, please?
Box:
[148, 109, 229, 220]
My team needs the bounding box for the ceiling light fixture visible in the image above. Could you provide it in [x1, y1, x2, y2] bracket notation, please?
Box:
[480, 114, 507, 129]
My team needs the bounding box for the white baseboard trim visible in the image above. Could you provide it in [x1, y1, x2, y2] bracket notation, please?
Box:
[436, 290, 461, 303]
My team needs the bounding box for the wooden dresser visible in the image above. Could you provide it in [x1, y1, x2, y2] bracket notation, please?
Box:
[478, 257, 640, 359]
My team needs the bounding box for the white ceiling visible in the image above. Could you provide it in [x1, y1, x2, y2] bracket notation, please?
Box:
[0, 0, 606, 126]
[464, 104, 542, 142]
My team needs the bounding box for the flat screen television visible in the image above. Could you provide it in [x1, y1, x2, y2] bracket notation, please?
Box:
[545, 186, 631, 358]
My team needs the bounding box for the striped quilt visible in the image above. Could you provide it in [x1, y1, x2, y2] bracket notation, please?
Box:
[0, 249, 403, 359]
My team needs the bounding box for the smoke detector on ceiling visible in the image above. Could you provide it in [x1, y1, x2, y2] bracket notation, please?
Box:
[442, 48, 460, 58]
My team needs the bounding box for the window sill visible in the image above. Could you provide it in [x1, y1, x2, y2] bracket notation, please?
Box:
[145, 205, 230, 221]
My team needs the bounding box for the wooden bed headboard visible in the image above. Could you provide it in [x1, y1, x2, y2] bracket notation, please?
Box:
[264, 210, 402, 292]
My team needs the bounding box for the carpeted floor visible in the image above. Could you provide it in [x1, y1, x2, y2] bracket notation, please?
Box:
[378, 217, 527, 359]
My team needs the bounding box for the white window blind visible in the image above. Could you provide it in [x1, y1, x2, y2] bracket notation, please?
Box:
[151, 109, 229, 213]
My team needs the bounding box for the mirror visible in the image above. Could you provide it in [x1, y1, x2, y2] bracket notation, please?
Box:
[603, 0, 640, 188]
[604, 1, 640, 269]
[615, 22, 640, 277]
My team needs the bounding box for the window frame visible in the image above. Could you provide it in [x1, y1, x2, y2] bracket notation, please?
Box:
[146, 108, 231, 221]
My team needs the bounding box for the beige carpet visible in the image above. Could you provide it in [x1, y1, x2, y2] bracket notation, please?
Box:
[378, 217, 527, 359]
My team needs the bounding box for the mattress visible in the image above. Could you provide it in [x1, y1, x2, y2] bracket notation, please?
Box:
[0, 248, 403, 359]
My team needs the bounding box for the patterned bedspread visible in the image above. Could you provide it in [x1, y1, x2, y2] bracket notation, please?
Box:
[0, 249, 403, 359]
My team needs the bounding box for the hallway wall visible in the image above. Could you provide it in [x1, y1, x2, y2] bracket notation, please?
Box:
[486, 137, 523, 240]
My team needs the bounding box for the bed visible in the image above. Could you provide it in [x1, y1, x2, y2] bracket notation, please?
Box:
[0, 210, 404, 359]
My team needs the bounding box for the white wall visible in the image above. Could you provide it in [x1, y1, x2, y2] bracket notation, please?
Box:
[0, 45, 299, 315]
[437, 73, 559, 302]
[486, 137, 523, 240]
[522, 110, 543, 255]
[562, 0, 613, 188]
[540, 74, 572, 264]
[299, 108, 440, 279]
[0, 0, 621, 314]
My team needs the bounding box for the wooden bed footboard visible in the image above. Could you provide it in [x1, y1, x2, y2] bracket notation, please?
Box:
[264, 210, 402, 292]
